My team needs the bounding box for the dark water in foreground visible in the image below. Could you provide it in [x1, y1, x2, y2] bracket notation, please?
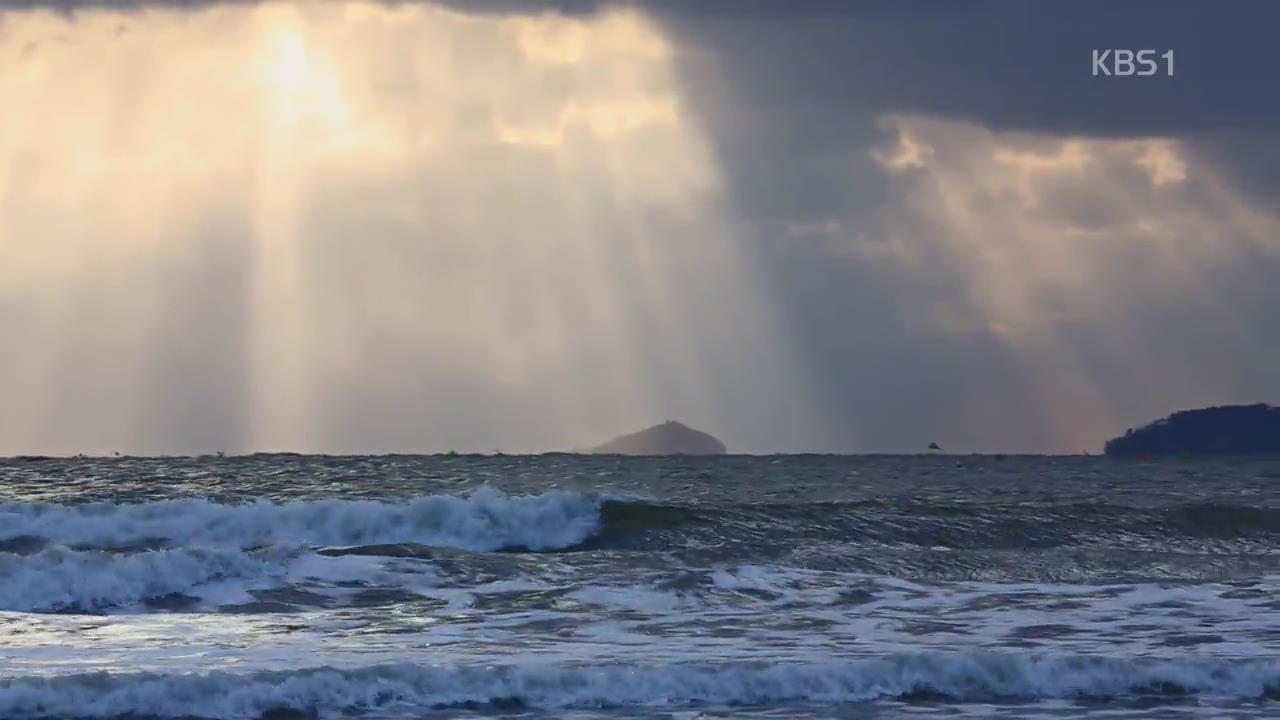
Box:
[2, 454, 1280, 718]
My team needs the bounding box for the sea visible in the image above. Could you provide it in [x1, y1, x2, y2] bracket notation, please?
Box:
[2, 454, 1279, 719]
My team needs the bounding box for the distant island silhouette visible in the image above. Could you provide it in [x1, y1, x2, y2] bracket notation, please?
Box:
[591, 421, 727, 455]
[1104, 403, 1280, 457]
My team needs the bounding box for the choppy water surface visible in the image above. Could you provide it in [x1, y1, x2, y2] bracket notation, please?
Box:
[2, 454, 1280, 719]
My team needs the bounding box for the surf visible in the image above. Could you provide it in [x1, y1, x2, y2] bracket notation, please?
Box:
[2, 655, 1277, 718]
[0, 487, 604, 553]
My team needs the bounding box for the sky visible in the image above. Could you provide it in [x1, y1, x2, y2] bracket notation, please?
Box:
[1, 0, 1277, 455]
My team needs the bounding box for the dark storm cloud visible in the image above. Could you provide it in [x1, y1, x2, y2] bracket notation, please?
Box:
[596, 0, 1277, 451]
[9, 0, 1274, 190]
[7, 0, 1275, 141]
[653, 1, 1278, 443]
[678, 0, 1276, 131]
[636, 0, 1280, 244]
[392, 0, 1280, 133]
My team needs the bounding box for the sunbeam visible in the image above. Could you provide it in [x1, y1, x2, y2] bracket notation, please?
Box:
[854, 115, 1280, 451]
[0, 1, 816, 455]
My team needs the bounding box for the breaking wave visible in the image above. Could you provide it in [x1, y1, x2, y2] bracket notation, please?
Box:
[0, 487, 603, 553]
[5, 490, 1279, 572]
[1, 655, 1278, 717]
[0, 546, 299, 613]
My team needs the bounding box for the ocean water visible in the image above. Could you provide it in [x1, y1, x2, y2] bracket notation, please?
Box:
[2, 454, 1280, 719]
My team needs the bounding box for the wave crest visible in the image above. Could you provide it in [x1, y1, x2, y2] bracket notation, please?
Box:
[0, 487, 602, 553]
[0, 546, 295, 613]
[1, 656, 1278, 718]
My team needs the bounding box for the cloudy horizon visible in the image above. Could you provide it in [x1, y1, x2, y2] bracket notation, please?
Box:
[2, 0, 1277, 455]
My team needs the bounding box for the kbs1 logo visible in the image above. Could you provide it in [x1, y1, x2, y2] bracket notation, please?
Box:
[1092, 49, 1174, 76]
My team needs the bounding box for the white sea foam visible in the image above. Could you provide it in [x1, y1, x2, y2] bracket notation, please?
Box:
[0, 547, 296, 613]
[567, 585, 690, 613]
[0, 546, 437, 613]
[0, 487, 602, 552]
[0, 655, 1277, 718]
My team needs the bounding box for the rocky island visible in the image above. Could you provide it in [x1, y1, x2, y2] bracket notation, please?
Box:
[1104, 403, 1280, 457]
[591, 421, 727, 455]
